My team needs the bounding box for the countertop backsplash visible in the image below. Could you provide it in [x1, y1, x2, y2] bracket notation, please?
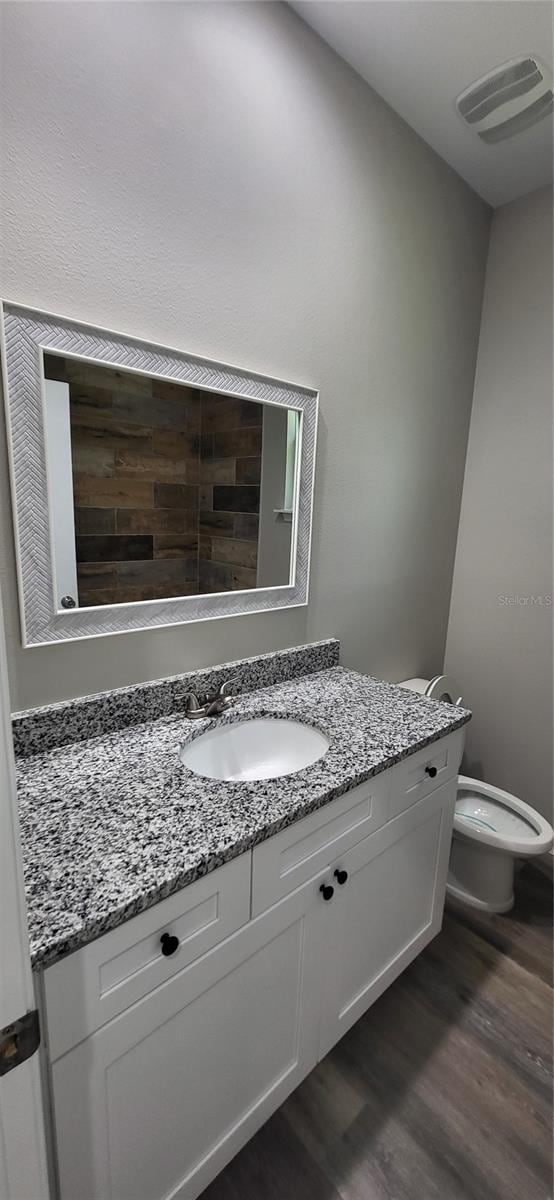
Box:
[12, 638, 340, 758]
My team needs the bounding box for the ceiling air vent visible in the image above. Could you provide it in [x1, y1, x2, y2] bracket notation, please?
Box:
[456, 56, 553, 144]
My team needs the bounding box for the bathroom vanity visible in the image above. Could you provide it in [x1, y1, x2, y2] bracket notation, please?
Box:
[13, 641, 470, 1200]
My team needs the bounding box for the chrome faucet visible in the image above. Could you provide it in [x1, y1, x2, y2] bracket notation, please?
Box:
[184, 679, 235, 719]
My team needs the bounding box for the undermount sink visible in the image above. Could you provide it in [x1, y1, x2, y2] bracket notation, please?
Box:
[179, 717, 329, 782]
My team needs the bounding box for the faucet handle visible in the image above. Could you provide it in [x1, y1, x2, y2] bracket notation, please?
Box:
[184, 692, 204, 715]
[219, 678, 236, 698]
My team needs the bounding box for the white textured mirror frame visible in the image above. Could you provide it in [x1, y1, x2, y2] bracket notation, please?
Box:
[1, 303, 318, 647]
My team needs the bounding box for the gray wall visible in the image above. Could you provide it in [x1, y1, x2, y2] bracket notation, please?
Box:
[0, 1, 490, 711]
[446, 186, 553, 820]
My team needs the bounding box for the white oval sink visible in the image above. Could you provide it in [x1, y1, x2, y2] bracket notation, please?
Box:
[179, 718, 329, 782]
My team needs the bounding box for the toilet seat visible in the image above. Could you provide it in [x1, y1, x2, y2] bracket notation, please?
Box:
[454, 776, 553, 856]
[425, 675, 463, 705]
[397, 675, 464, 705]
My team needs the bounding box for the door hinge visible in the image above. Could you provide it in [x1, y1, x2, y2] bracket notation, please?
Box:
[0, 1009, 40, 1076]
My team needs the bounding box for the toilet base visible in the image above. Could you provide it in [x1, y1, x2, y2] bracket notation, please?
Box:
[446, 878, 514, 914]
[447, 835, 517, 913]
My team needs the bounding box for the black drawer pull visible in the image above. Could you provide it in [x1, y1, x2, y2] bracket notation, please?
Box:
[319, 883, 334, 902]
[334, 869, 348, 886]
[160, 932, 179, 957]
[425, 765, 437, 778]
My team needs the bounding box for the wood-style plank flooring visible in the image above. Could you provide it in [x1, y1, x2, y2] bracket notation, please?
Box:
[203, 866, 553, 1200]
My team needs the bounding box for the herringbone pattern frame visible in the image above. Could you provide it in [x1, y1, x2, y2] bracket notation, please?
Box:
[1, 304, 318, 646]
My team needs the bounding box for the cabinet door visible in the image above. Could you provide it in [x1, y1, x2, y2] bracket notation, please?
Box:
[51, 879, 324, 1200]
[318, 779, 455, 1059]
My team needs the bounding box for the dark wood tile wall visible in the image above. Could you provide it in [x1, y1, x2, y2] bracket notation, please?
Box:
[43, 356, 263, 606]
[44, 355, 201, 607]
[198, 394, 262, 593]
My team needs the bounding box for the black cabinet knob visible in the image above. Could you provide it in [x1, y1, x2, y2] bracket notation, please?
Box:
[425, 765, 438, 778]
[334, 869, 348, 886]
[319, 883, 334, 902]
[160, 932, 179, 957]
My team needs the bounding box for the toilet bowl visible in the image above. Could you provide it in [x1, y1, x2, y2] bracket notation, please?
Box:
[398, 675, 554, 913]
[449, 776, 553, 912]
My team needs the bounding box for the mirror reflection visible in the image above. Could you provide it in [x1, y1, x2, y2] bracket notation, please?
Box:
[42, 354, 299, 609]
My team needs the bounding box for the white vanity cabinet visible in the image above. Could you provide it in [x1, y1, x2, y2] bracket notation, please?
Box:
[43, 728, 464, 1200]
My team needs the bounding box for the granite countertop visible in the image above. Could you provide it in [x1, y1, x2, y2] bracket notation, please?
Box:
[16, 665, 470, 970]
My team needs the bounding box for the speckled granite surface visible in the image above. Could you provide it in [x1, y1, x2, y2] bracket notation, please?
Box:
[16, 664, 470, 971]
[12, 638, 340, 757]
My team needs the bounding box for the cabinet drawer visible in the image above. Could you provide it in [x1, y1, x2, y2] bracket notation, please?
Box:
[44, 853, 251, 1061]
[251, 773, 390, 917]
[388, 728, 464, 820]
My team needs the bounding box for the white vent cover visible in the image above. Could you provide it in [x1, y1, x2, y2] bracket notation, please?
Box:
[456, 56, 553, 144]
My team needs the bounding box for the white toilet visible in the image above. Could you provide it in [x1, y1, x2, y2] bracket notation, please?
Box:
[398, 675, 554, 913]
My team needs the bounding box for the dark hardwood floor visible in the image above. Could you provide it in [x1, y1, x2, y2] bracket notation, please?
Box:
[203, 865, 553, 1200]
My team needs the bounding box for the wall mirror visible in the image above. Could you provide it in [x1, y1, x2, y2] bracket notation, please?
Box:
[1, 304, 318, 646]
